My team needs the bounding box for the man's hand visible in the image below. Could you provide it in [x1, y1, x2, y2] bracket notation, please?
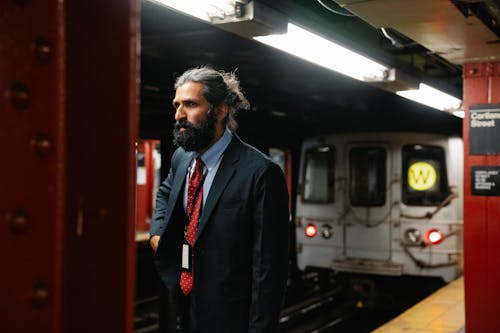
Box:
[150, 235, 160, 253]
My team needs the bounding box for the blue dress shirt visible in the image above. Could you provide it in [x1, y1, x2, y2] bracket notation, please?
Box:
[184, 128, 233, 210]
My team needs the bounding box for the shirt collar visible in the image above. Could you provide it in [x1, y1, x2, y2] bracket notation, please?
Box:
[198, 128, 233, 170]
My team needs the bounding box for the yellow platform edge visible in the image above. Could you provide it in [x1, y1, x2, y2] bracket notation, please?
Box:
[371, 276, 465, 333]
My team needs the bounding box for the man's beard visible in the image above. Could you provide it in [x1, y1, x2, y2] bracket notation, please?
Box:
[172, 111, 217, 151]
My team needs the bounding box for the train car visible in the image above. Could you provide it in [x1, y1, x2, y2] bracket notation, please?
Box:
[295, 132, 463, 283]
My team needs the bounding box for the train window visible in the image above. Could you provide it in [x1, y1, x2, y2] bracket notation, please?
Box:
[402, 144, 449, 206]
[302, 146, 335, 203]
[349, 147, 386, 206]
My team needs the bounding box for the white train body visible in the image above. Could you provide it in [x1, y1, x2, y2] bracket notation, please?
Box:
[295, 132, 463, 282]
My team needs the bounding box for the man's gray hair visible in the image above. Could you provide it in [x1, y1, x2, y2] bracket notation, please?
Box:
[175, 66, 250, 131]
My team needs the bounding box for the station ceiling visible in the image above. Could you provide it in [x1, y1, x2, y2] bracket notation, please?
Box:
[139, 0, 474, 143]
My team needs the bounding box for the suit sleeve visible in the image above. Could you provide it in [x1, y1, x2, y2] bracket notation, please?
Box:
[248, 162, 290, 333]
[149, 149, 178, 237]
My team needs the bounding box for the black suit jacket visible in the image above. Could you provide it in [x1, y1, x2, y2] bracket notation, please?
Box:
[150, 135, 289, 333]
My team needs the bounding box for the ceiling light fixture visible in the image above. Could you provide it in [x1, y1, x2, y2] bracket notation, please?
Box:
[148, 0, 238, 21]
[148, 0, 286, 38]
[396, 83, 462, 112]
[253, 23, 392, 82]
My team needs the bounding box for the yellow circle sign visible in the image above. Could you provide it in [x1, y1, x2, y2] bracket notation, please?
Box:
[408, 161, 437, 191]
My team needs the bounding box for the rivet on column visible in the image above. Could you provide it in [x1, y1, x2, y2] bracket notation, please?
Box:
[31, 281, 50, 308]
[7, 209, 30, 235]
[31, 134, 52, 158]
[10, 83, 30, 110]
[467, 68, 478, 76]
[34, 38, 52, 64]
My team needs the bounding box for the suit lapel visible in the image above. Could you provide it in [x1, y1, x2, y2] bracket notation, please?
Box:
[195, 137, 241, 243]
[163, 151, 193, 229]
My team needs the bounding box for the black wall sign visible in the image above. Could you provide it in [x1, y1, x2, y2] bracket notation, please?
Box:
[471, 166, 500, 196]
[469, 104, 500, 155]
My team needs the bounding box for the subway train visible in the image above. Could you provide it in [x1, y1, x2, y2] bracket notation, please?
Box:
[295, 131, 463, 283]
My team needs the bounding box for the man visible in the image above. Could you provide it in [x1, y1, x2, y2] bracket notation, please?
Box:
[150, 66, 289, 332]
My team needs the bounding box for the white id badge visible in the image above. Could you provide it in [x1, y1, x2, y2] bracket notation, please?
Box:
[182, 244, 191, 271]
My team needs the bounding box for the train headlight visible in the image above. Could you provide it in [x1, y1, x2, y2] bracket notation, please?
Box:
[424, 228, 444, 245]
[404, 228, 421, 244]
[321, 224, 333, 239]
[305, 224, 317, 238]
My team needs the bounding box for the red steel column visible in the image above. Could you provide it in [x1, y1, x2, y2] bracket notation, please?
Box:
[65, 1, 139, 332]
[1, 0, 139, 332]
[463, 62, 500, 333]
[1, 1, 66, 332]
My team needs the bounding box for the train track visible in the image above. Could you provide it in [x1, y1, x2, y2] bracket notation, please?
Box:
[135, 287, 349, 333]
[279, 284, 364, 333]
[136, 269, 414, 333]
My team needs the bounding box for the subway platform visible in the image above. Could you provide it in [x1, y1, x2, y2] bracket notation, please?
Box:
[372, 276, 465, 333]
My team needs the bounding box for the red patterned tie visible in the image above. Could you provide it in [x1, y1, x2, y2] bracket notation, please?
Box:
[180, 157, 205, 295]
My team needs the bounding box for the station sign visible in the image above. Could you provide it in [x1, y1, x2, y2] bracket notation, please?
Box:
[471, 166, 500, 196]
[469, 104, 500, 155]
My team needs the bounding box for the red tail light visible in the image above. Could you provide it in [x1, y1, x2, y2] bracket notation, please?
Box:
[424, 228, 443, 245]
[305, 224, 317, 238]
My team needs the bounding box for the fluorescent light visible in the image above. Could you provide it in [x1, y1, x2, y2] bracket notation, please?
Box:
[148, 0, 237, 21]
[253, 23, 391, 82]
[149, 4, 391, 82]
[396, 83, 462, 112]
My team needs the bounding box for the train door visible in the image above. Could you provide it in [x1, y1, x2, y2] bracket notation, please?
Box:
[296, 144, 343, 270]
[338, 143, 394, 273]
